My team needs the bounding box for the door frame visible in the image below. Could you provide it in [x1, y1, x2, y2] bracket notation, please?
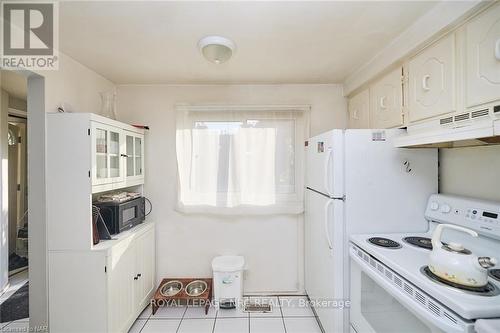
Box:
[0, 69, 47, 328]
[7, 117, 27, 239]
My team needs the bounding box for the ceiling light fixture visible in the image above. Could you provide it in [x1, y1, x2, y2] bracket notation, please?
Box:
[198, 36, 235, 64]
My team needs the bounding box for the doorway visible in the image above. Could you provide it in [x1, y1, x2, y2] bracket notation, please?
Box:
[8, 118, 28, 274]
[1, 70, 29, 325]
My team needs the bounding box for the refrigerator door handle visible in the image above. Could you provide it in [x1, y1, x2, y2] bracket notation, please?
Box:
[324, 147, 333, 196]
[324, 200, 334, 250]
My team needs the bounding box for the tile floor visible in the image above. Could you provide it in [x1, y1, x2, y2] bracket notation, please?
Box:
[129, 296, 322, 333]
[0, 270, 29, 332]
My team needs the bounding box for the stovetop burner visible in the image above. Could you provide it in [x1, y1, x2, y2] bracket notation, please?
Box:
[368, 237, 401, 249]
[404, 237, 433, 250]
[420, 266, 500, 296]
[490, 269, 500, 282]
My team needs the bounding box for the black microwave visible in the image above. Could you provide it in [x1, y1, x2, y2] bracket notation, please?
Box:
[94, 197, 145, 234]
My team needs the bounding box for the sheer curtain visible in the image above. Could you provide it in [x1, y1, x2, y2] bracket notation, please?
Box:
[175, 105, 309, 215]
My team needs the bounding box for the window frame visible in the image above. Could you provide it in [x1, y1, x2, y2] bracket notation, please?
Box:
[175, 104, 310, 215]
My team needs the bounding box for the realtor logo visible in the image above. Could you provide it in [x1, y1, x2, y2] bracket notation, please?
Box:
[1, 1, 58, 69]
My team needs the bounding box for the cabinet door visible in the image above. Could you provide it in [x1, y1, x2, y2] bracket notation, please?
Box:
[108, 243, 135, 333]
[134, 135, 144, 178]
[465, 3, 500, 108]
[369, 68, 403, 128]
[125, 133, 135, 178]
[92, 122, 124, 185]
[135, 228, 155, 308]
[408, 33, 456, 122]
[348, 89, 370, 129]
[124, 131, 145, 184]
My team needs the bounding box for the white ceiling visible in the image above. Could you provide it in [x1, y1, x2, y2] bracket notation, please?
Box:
[1, 70, 27, 100]
[60, 1, 438, 85]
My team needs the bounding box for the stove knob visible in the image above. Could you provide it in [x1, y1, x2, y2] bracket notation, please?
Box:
[441, 204, 452, 214]
[430, 201, 439, 211]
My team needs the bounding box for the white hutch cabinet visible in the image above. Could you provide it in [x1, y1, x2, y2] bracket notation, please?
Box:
[48, 223, 155, 333]
[46, 113, 154, 333]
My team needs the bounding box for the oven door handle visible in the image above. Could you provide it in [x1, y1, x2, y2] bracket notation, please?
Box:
[349, 247, 466, 333]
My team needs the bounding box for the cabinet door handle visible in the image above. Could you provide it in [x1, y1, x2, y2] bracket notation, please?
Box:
[422, 75, 431, 91]
[352, 108, 359, 120]
[134, 276, 138, 280]
[120, 154, 129, 158]
[495, 39, 500, 61]
[137, 273, 142, 278]
[379, 96, 387, 109]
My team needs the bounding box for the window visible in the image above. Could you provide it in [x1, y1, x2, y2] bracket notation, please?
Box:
[176, 106, 309, 215]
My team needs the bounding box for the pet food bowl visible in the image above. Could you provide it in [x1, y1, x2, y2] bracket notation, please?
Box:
[160, 280, 183, 297]
[185, 280, 208, 297]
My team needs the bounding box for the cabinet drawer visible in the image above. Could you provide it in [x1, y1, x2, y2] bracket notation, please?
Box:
[465, 3, 500, 108]
[408, 33, 456, 122]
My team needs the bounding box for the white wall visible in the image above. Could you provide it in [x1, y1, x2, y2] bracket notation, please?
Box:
[439, 146, 500, 202]
[9, 96, 27, 111]
[116, 84, 346, 293]
[37, 53, 115, 114]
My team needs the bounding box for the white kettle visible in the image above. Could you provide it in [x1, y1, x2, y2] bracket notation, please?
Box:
[429, 224, 497, 287]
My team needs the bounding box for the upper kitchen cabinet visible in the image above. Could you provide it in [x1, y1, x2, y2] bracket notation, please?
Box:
[347, 89, 370, 129]
[369, 67, 404, 128]
[47, 113, 145, 195]
[91, 121, 145, 192]
[408, 33, 456, 123]
[465, 3, 500, 109]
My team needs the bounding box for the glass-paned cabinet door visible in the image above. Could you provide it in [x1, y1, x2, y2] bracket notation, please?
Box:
[92, 122, 124, 185]
[124, 131, 145, 180]
[126, 135, 134, 177]
[135, 137, 143, 176]
[109, 130, 121, 178]
[95, 127, 108, 181]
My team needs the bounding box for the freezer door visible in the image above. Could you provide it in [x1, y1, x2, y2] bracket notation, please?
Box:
[305, 189, 345, 333]
[306, 130, 344, 198]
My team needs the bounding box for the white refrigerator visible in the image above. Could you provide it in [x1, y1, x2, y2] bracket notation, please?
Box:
[304, 129, 437, 333]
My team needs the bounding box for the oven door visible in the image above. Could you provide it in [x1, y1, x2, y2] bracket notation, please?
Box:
[349, 244, 474, 333]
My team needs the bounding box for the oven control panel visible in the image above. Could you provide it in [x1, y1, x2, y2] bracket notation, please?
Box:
[425, 194, 500, 240]
[466, 208, 498, 224]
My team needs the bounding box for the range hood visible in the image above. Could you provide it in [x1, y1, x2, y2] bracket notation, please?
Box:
[394, 106, 500, 148]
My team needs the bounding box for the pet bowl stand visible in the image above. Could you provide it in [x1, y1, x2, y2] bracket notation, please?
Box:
[152, 278, 213, 315]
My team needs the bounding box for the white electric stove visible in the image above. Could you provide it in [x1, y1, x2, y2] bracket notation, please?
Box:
[349, 194, 500, 333]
